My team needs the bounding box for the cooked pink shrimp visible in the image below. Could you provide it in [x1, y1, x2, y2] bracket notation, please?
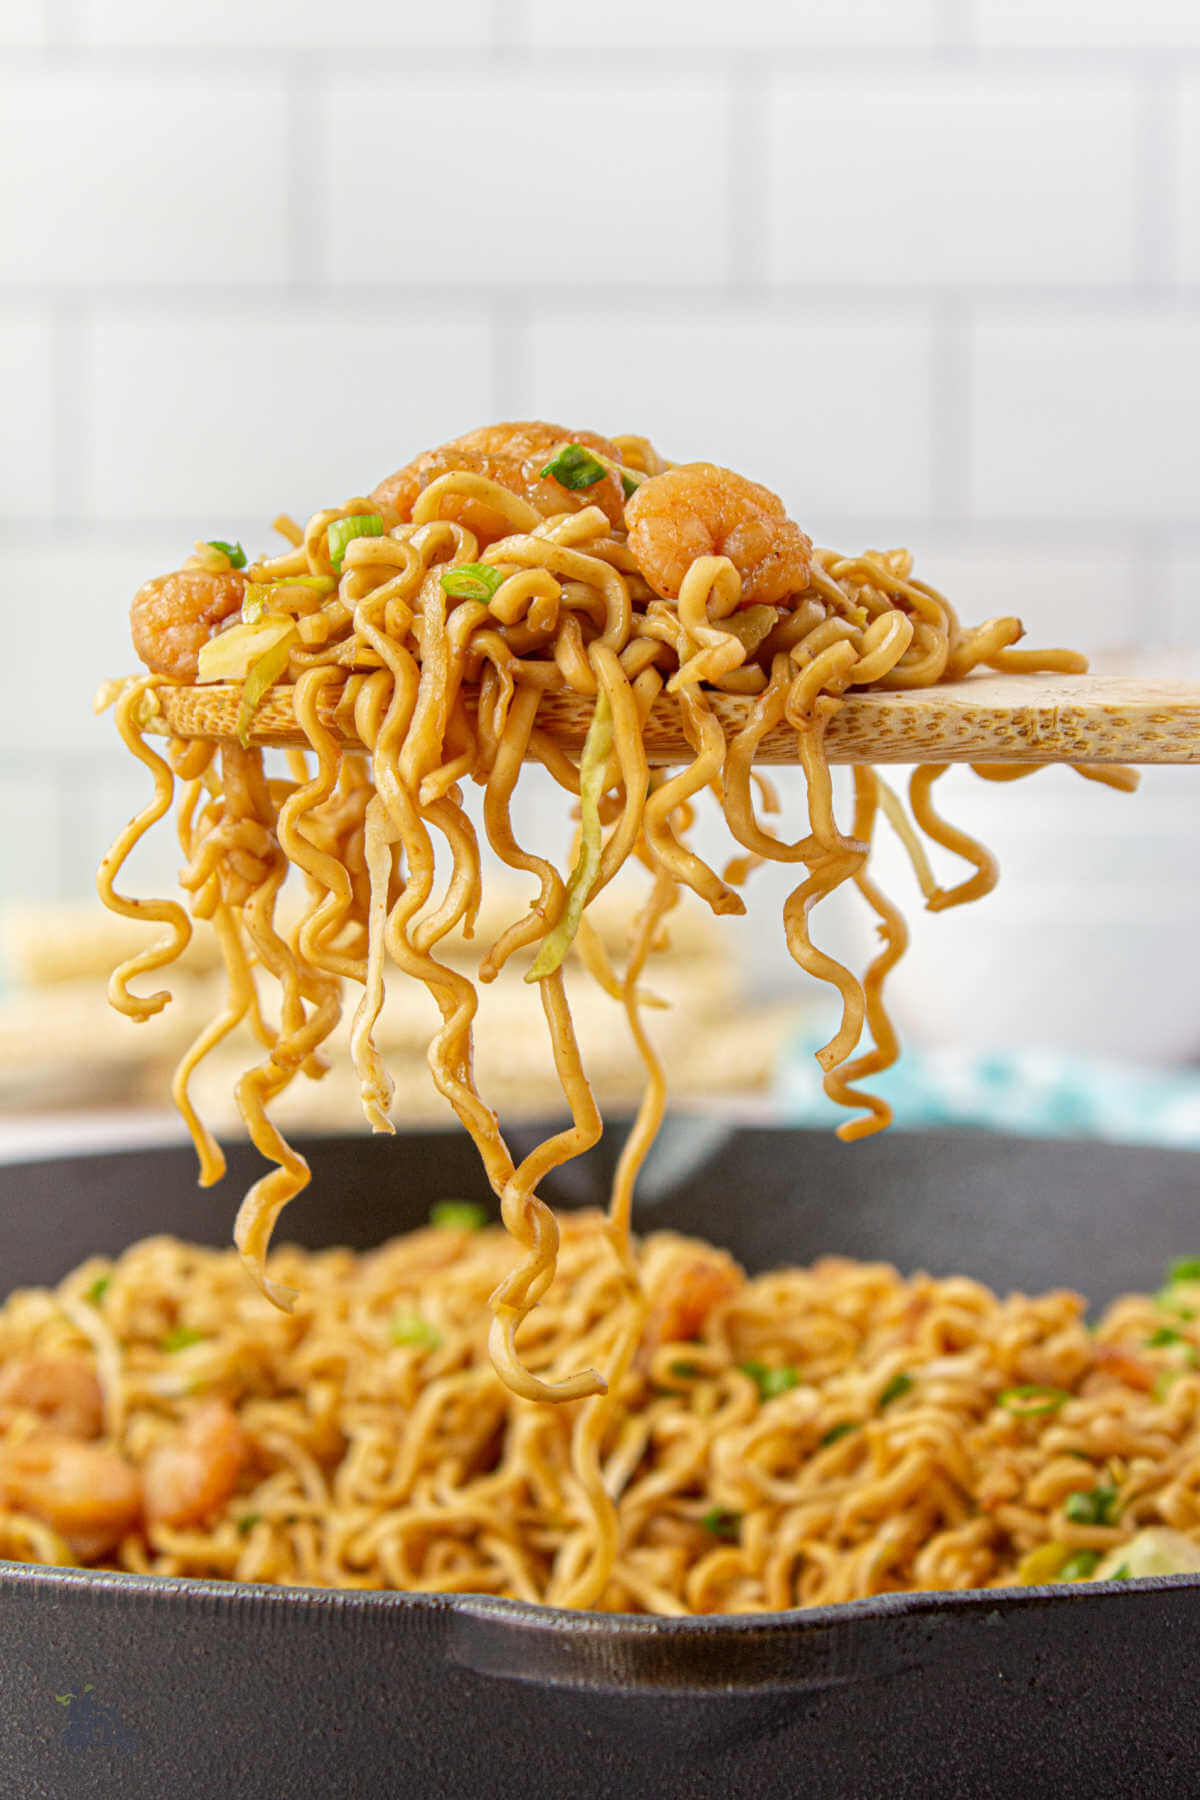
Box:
[372, 419, 626, 541]
[0, 1357, 104, 1440]
[642, 1249, 744, 1354]
[142, 1400, 249, 1529]
[0, 1436, 142, 1560]
[625, 462, 813, 605]
[130, 567, 246, 683]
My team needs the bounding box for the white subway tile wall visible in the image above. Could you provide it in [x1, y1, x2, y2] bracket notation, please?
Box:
[1, 0, 1197, 1066]
[0, 72, 290, 288]
[767, 75, 1141, 289]
[319, 74, 731, 289]
[976, 0, 1200, 49]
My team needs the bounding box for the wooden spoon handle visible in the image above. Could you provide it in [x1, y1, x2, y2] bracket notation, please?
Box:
[148, 674, 1200, 766]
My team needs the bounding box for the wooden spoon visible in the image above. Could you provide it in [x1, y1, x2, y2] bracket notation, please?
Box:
[150, 674, 1200, 766]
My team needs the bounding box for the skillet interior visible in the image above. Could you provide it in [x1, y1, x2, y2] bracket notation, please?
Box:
[1, 1122, 1198, 1799]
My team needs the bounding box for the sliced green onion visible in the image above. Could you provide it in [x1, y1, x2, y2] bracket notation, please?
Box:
[540, 444, 609, 492]
[1154, 1368, 1185, 1402]
[1059, 1550, 1100, 1582]
[819, 1421, 858, 1448]
[879, 1372, 914, 1410]
[389, 1310, 443, 1349]
[206, 539, 246, 569]
[1110, 1563, 1131, 1580]
[1146, 1326, 1199, 1364]
[84, 1275, 110, 1307]
[430, 1200, 488, 1231]
[440, 562, 505, 603]
[327, 513, 383, 571]
[669, 1360, 701, 1379]
[235, 1512, 261, 1536]
[1167, 1257, 1200, 1285]
[999, 1384, 1071, 1417]
[620, 471, 641, 500]
[740, 1360, 799, 1401]
[701, 1506, 741, 1541]
[526, 688, 612, 983]
[1155, 1287, 1196, 1318]
[235, 625, 300, 748]
[162, 1325, 205, 1353]
[1064, 1484, 1119, 1526]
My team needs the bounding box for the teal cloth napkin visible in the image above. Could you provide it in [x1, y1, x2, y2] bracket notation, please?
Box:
[775, 1031, 1200, 1149]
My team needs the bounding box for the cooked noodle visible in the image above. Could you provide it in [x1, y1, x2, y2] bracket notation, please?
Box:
[79, 422, 1145, 1606]
[2, 1218, 1199, 1610]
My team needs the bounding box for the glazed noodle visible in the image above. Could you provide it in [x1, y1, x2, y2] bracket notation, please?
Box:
[97, 422, 1135, 1446]
[3, 1217, 1200, 1607]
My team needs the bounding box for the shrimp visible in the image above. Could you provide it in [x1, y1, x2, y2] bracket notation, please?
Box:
[625, 462, 813, 606]
[0, 1436, 141, 1560]
[142, 1400, 249, 1529]
[643, 1249, 744, 1354]
[130, 567, 246, 684]
[0, 1357, 104, 1440]
[372, 419, 627, 540]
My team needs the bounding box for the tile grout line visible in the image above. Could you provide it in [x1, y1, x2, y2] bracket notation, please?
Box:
[4, 283, 1200, 313]
[5, 42, 1200, 73]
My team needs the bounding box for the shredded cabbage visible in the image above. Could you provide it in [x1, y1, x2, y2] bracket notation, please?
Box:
[235, 626, 299, 747]
[526, 688, 613, 982]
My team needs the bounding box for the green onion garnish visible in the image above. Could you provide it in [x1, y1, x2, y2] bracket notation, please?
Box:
[1154, 1369, 1185, 1402]
[326, 513, 383, 571]
[740, 1360, 799, 1401]
[999, 1384, 1071, 1417]
[162, 1325, 205, 1352]
[879, 1372, 914, 1410]
[206, 539, 246, 568]
[669, 1361, 701, 1379]
[1146, 1327, 1198, 1364]
[620, 471, 641, 500]
[440, 563, 504, 603]
[1110, 1563, 1131, 1580]
[430, 1200, 489, 1231]
[540, 444, 609, 492]
[1155, 1287, 1196, 1318]
[1059, 1550, 1100, 1582]
[819, 1421, 858, 1447]
[84, 1275, 110, 1307]
[389, 1311, 443, 1349]
[526, 688, 612, 982]
[1167, 1257, 1200, 1285]
[1064, 1484, 1119, 1526]
[701, 1506, 741, 1541]
[236, 1512, 261, 1536]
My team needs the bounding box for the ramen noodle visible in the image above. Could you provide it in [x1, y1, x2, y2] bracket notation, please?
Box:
[1, 1218, 1199, 1609]
[96, 423, 1135, 1464]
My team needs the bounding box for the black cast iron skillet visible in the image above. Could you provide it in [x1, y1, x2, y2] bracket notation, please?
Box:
[1, 1122, 1198, 1800]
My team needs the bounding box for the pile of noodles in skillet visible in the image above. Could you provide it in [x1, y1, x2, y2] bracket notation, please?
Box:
[2, 416, 1155, 1609]
[5, 1218, 1200, 1607]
